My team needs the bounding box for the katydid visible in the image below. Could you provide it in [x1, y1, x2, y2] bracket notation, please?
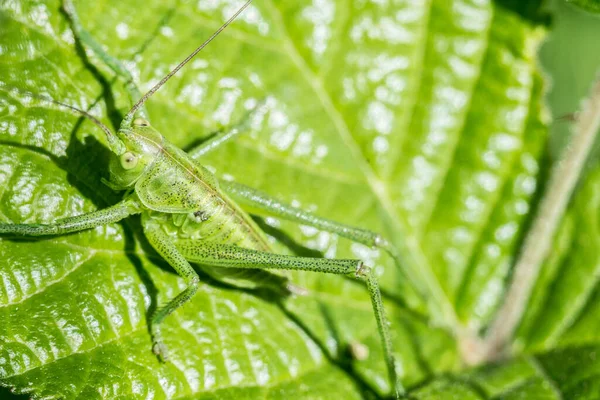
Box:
[0, 0, 408, 396]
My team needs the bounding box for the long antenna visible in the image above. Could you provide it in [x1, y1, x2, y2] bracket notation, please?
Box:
[2, 85, 123, 153]
[123, 0, 254, 127]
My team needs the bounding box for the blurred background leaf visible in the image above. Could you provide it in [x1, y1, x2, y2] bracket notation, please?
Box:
[566, 0, 600, 13]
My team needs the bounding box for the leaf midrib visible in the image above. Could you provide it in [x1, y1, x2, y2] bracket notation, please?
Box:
[2, 4, 457, 392]
[12, 0, 457, 330]
[263, 0, 458, 331]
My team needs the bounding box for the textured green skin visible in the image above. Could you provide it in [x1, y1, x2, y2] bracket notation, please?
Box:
[114, 121, 292, 294]
[118, 123, 269, 248]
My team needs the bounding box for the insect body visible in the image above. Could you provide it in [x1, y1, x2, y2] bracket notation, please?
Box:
[0, 0, 406, 397]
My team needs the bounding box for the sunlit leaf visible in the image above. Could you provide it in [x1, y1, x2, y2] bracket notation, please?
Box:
[0, 0, 575, 398]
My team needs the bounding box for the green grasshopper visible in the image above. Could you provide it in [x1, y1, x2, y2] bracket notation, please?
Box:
[0, 0, 407, 396]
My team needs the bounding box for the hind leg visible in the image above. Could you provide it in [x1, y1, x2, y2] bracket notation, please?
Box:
[176, 241, 404, 398]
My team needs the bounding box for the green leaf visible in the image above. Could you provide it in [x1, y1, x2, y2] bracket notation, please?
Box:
[566, 0, 600, 14]
[411, 344, 600, 399]
[0, 0, 567, 398]
[405, 154, 600, 398]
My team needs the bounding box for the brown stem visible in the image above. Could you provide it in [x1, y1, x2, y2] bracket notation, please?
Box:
[465, 74, 600, 365]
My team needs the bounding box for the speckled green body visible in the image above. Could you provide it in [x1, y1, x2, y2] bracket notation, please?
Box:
[143, 203, 270, 251]
[111, 122, 269, 250]
[109, 121, 285, 291]
[139, 148, 271, 253]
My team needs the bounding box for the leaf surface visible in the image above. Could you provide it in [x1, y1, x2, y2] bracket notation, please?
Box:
[0, 0, 577, 399]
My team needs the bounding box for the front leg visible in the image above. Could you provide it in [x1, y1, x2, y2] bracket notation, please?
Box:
[0, 198, 141, 236]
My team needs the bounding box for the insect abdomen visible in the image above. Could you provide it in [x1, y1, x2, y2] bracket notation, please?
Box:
[137, 140, 272, 251]
[144, 191, 270, 252]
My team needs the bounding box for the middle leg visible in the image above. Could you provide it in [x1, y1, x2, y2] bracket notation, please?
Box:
[186, 99, 268, 159]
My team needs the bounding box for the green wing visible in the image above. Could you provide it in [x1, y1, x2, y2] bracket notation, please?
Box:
[135, 145, 220, 213]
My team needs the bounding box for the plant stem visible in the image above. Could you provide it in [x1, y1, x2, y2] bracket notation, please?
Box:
[469, 74, 600, 364]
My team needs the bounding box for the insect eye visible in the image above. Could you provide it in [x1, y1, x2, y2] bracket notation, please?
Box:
[120, 152, 138, 169]
[133, 118, 150, 127]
